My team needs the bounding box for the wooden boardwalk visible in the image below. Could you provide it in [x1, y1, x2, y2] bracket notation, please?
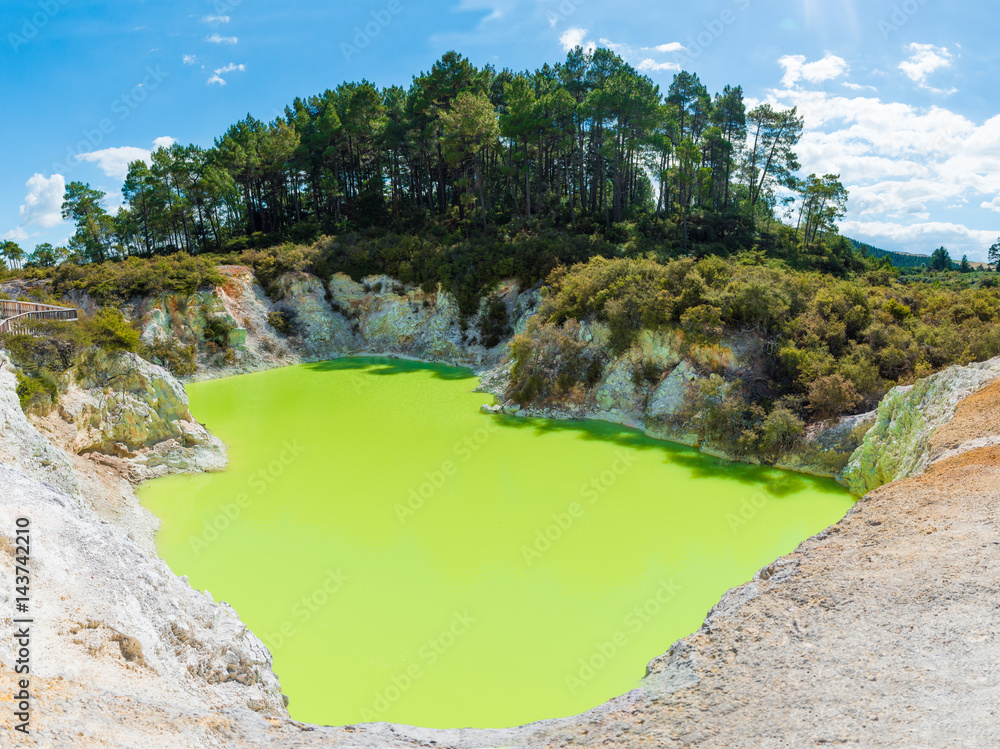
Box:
[0, 299, 79, 335]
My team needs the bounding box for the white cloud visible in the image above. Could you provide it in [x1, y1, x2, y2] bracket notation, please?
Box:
[597, 38, 630, 54]
[841, 220, 997, 250]
[759, 80, 1000, 258]
[153, 136, 177, 150]
[559, 27, 585, 51]
[183, 54, 198, 65]
[206, 34, 238, 44]
[778, 52, 849, 88]
[843, 82, 876, 92]
[559, 27, 593, 53]
[899, 43, 955, 92]
[207, 62, 246, 86]
[77, 147, 153, 180]
[653, 42, 685, 54]
[3, 228, 29, 242]
[203, 15, 230, 23]
[18, 174, 66, 230]
[637, 58, 680, 73]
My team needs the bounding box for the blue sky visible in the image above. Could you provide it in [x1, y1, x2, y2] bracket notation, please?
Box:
[1, 0, 998, 259]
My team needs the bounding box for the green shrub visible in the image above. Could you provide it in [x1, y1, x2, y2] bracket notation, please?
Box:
[51, 253, 222, 305]
[680, 304, 723, 345]
[268, 310, 297, 336]
[508, 319, 604, 406]
[808, 374, 861, 419]
[141, 338, 197, 376]
[884, 297, 912, 322]
[15, 371, 57, 413]
[531, 254, 1000, 423]
[203, 315, 235, 348]
[241, 243, 319, 294]
[1, 321, 90, 374]
[632, 358, 662, 387]
[478, 293, 511, 348]
[692, 379, 766, 459]
[759, 407, 806, 460]
[84, 308, 141, 354]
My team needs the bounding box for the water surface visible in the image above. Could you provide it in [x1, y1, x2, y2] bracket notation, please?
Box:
[140, 358, 853, 728]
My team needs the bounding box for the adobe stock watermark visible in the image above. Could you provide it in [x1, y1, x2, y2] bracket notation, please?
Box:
[565, 578, 682, 696]
[341, 0, 404, 63]
[358, 610, 476, 721]
[8, 0, 71, 53]
[261, 568, 350, 653]
[394, 419, 500, 523]
[51, 66, 170, 176]
[212, 0, 244, 13]
[188, 439, 306, 554]
[726, 490, 770, 534]
[520, 450, 634, 566]
[878, 0, 931, 40]
[673, 0, 752, 67]
[546, 0, 587, 27]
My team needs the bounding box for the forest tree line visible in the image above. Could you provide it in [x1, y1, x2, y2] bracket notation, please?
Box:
[5, 47, 855, 268]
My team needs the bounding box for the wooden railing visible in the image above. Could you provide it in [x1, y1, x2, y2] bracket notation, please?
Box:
[0, 299, 79, 335]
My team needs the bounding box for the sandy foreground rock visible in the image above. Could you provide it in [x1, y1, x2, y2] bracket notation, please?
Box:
[3, 336, 1000, 746]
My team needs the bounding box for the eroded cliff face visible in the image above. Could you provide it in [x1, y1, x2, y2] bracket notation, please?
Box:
[0, 358, 289, 749]
[137, 266, 537, 378]
[137, 265, 297, 380]
[29, 350, 227, 486]
[842, 357, 1000, 495]
[0, 356, 78, 498]
[477, 319, 875, 481]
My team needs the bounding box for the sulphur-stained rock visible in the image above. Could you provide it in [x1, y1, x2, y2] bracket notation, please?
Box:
[0, 356, 79, 499]
[633, 329, 685, 370]
[214, 265, 296, 371]
[139, 288, 219, 347]
[594, 357, 647, 426]
[321, 272, 529, 366]
[643, 361, 703, 446]
[134, 267, 535, 376]
[0, 465, 288, 730]
[842, 357, 1000, 496]
[273, 271, 359, 360]
[775, 410, 876, 480]
[505, 282, 540, 336]
[325, 270, 372, 312]
[57, 350, 226, 477]
[351, 275, 468, 362]
[139, 266, 296, 380]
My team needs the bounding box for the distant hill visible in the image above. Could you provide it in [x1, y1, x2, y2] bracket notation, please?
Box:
[848, 239, 933, 269]
[848, 238, 990, 271]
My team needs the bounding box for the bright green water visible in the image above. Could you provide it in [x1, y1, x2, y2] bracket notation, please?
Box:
[139, 358, 853, 729]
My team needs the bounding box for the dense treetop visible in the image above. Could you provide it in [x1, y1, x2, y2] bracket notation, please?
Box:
[13, 47, 856, 268]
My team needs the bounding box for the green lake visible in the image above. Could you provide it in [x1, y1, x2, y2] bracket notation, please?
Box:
[139, 358, 853, 729]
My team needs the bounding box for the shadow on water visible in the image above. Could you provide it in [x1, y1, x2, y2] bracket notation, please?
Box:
[303, 357, 845, 500]
[306, 357, 476, 381]
[489, 413, 845, 499]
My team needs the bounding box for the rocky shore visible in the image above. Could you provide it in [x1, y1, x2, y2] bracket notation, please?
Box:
[2, 268, 999, 747]
[131, 266, 874, 480]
